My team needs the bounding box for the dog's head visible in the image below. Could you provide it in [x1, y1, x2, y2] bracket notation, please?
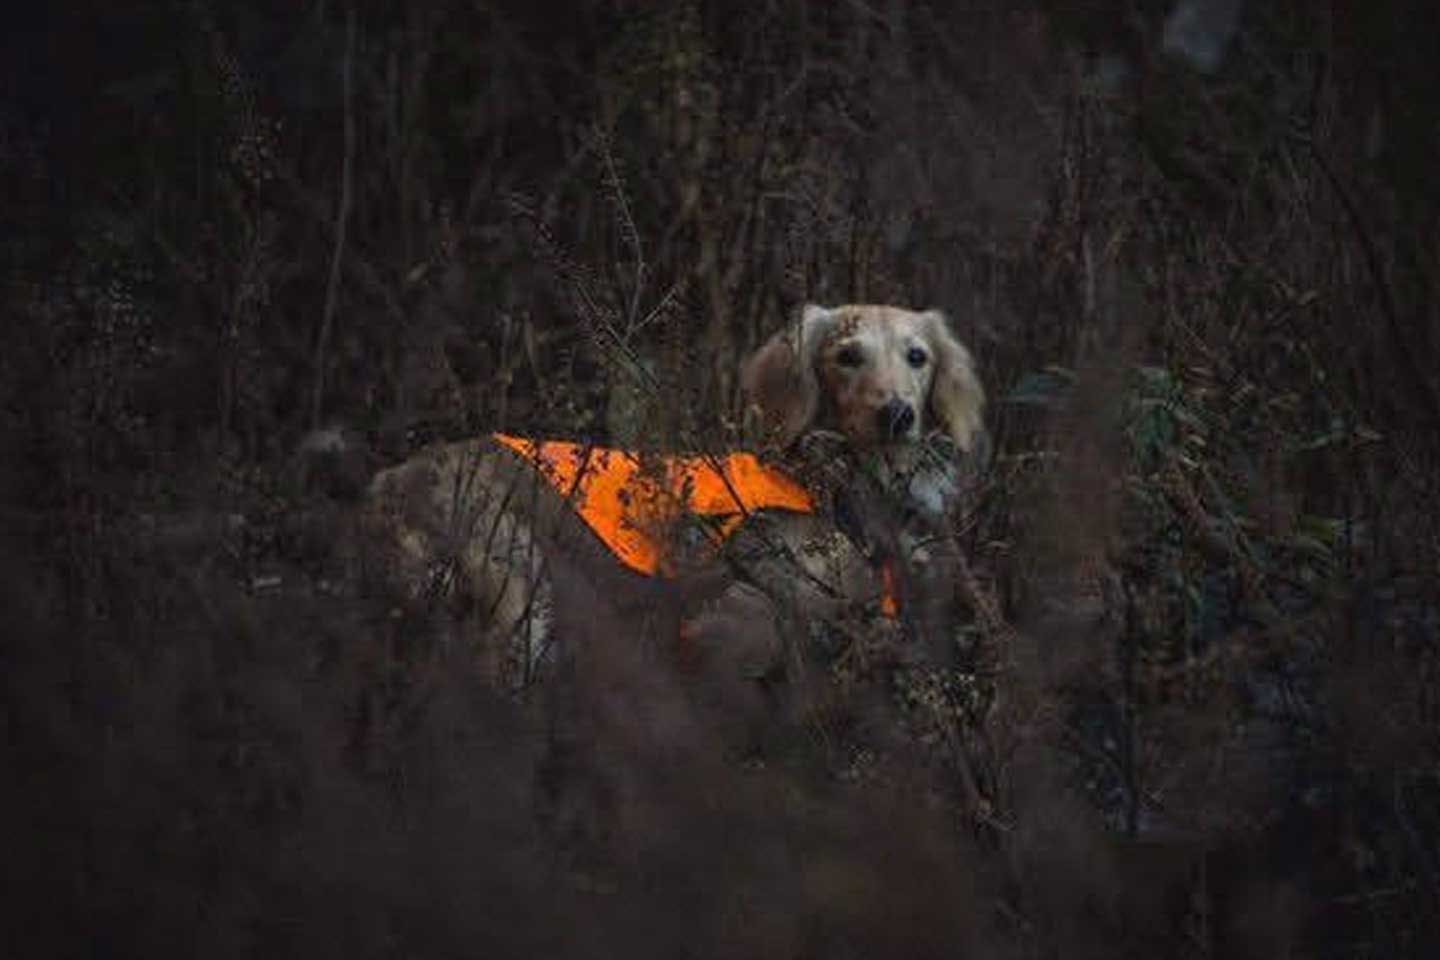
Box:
[741, 304, 985, 454]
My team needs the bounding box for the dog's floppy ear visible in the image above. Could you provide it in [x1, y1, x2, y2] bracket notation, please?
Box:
[741, 304, 836, 447]
[922, 309, 986, 454]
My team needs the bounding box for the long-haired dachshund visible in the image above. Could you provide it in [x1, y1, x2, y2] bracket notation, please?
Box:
[361, 304, 986, 688]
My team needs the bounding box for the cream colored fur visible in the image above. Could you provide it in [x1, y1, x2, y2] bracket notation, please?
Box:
[362, 303, 986, 689]
[741, 303, 985, 456]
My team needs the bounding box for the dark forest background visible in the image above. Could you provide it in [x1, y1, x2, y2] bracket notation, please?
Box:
[4, 1, 1439, 956]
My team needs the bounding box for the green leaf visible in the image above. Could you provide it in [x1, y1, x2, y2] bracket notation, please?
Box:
[1004, 366, 1077, 408]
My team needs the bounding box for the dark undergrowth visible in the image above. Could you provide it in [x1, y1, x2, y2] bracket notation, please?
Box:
[4, 2, 1438, 957]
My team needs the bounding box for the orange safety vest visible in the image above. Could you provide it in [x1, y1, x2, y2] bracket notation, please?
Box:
[492, 433, 899, 616]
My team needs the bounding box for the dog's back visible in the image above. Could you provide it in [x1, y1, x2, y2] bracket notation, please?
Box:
[363, 436, 655, 686]
[362, 435, 808, 687]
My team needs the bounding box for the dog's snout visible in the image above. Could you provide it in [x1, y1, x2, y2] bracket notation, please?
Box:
[878, 399, 915, 440]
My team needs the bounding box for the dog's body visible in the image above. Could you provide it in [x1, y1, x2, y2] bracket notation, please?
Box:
[361, 304, 985, 689]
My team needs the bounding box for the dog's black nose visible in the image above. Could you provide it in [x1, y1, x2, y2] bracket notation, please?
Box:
[879, 399, 915, 440]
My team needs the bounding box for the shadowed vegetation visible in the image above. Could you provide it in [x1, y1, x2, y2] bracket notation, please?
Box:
[4, 1, 1438, 956]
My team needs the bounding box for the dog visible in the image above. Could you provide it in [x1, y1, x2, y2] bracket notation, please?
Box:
[359, 303, 986, 690]
[732, 302, 987, 660]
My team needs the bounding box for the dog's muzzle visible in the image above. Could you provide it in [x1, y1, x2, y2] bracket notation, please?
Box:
[879, 399, 916, 440]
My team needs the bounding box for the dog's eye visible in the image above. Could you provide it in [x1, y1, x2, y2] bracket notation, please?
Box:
[906, 346, 928, 368]
[835, 344, 864, 368]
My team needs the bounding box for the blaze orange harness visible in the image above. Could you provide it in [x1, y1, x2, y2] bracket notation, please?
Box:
[492, 433, 900, 617]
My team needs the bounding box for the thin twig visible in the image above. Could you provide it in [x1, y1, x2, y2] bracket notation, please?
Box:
[1301, 130, 1440, 431]
[311, 6, 357, 430]
[593, 127, 647, 334]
